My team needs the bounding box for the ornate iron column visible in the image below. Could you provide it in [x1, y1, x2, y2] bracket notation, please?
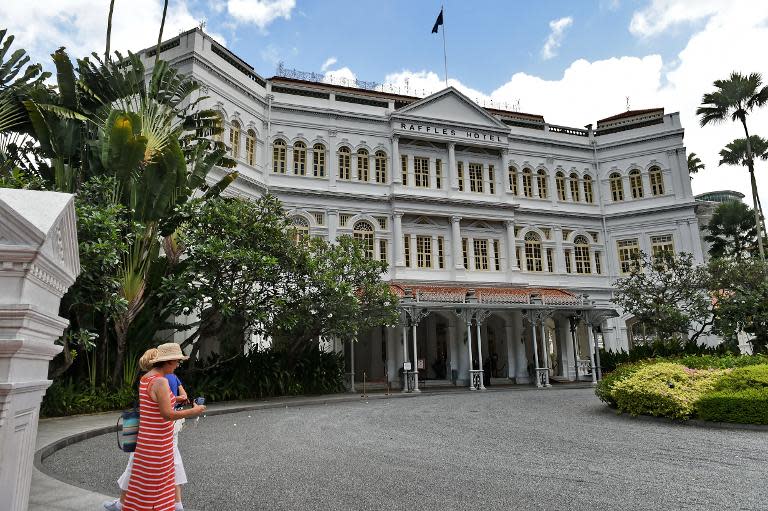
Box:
[398, 288, 430, 393]
[521, 294, 554, 388]
[582, 306, 617, 383]
[568, 311, 583, 382]
[473, 309, 492, 391]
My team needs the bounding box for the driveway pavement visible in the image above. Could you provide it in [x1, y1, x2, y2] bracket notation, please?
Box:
[37, 386, 768, 511]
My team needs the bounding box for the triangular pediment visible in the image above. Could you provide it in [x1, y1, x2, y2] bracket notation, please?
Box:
[394, 87, 509, 131]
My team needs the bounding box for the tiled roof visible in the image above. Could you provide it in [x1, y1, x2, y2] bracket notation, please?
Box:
[597, 108, 663, 124]
[390, 283, 582, 306]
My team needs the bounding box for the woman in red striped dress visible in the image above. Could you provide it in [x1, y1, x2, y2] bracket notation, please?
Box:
[123, 343, 205, 511]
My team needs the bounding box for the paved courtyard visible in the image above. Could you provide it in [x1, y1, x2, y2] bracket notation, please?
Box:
[43, 388, 767, 510]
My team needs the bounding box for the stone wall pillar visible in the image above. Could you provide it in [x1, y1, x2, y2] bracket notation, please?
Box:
[0, 189, 80, 511]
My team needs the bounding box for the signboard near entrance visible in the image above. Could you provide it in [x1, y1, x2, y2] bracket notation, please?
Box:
[417, 359, 425, 370]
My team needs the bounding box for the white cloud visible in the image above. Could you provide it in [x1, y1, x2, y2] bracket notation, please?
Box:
[320, 57, 337, 73]
[541, 16, 573, 60]
[0, 0, 223, 66]
[629, 0, 721, 37]
[367, 4, 768, 200]
[323, 67, 357, 87]
[227, 0, 295, 29]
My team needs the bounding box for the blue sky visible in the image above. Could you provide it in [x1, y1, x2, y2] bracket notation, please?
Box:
[210, 1, 695, 90]
[1, 0, 767, 199]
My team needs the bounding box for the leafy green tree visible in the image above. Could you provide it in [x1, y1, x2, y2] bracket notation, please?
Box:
[705, 201, 758, 260]
[697, 72, 768, 258]
[162, 195, 300, 362]
[709, 258, 768, 353]
[613, 252, 713, 345]
[268, 235, 399, 363]
[687, 152, 705, 176]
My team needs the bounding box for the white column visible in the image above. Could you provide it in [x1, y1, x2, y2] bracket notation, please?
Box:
[540, 321, 551, 387]
[392, 136, 401, 184]
[505, 220, 519, 270]
[431, 234, 439, 269]
[505, 322, 516, 380]
[531, 317, 541, 388]
[554, 227, 565, 273]
[589, 249, 597, 275]
[451, 216, 463, 270]
[475, 321, 486, 390]
[588, 326, 598, 385]
[487, 237, 496, 272]
[542, 244, 550, 273]
[401, 324, 409, 392]
[448, 322, 458, 382]
[412, 323, 420, 392]
[393, 212, 404, 267]
[349, 340, 356, 392]
[560, 318, 576, 381]
[448, 143, 457, 190]
[328, 135, 337, 188]
[468, 236, 475, 272]
[327, 210, 339, 243]
[0, 190, 80, 511]
[466, 319, 475, 390]
[429, 157, 437, 189]
[514, 312, 529, 383]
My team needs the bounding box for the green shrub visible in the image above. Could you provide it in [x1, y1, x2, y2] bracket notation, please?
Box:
[696, 388, 768, 425]
[611, 363, 723, 420]
[676, 354, 768, 370]
[712, 364, 768, 392]
[42, 382, 136, 417]
[595, 362, 647, 407]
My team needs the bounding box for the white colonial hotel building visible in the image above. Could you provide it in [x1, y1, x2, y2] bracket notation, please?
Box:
[139, 29, 705, 390]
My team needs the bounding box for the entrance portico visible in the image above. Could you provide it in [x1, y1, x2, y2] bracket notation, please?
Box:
[389, 284, 617, 391]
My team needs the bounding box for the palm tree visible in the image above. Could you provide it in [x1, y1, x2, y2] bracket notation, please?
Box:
[705, 201, 758, 260]
[719, 135, 768, 244]
[154, 0, 169, 67]
[697, 72, 768, 259]
[105, 0, 116, 62]
[687, 152, 705, 176]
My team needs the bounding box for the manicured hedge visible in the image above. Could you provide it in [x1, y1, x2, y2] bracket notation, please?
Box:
[696, 388, 768, 425]
[596, 357, 768, 425]
[610, 363, 723, 420]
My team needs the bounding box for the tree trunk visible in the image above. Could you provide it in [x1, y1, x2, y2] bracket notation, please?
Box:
[740, 119, 766, 259]
[105, 0, 115, 62]
[112, 322, 128, 384]
[154, 0, 169, 67]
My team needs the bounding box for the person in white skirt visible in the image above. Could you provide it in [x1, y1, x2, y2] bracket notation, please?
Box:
[104, 346, 190, 511]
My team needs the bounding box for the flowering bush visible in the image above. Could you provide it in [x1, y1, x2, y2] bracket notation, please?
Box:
[610, 363, 724, 420]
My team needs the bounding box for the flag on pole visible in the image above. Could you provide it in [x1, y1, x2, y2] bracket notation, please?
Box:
[432, 8, 444, 33]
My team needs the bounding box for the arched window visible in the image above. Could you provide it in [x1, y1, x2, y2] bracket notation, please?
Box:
[569, 173, 580, 202]
[573, 235, 591, 274]
[629, 169, 643, 199]
[313, 143, 326, 177]
[583, 175, 594, 203]
[374, 151, 387, 183]
[272, 139, 286, 173]
[245, 129, 256, 166]
[290, 216, 309, 244]
[357, 149, 369, 181]
[555, 171, 566, 201]
[537, 169, 548, 199]
[522, 168, 533, 197]
[293, 142, 307, 175]
[353, 220, 374, 259]
[508, 166, 518, 195]
[338, 146, 351, 180]
[649, 167, 664, 195]
[229, 120, 241, 158]
[609, 172, 624, 201]
[524, 231, 543, 272]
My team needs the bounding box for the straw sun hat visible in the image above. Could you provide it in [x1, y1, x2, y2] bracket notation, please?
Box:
[152, 343, 189, 364]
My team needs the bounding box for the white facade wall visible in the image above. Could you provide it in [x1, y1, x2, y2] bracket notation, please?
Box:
[139, 29, 703, 360]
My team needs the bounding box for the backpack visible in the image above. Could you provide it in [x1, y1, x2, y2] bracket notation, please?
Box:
[117, 408, 139, 452]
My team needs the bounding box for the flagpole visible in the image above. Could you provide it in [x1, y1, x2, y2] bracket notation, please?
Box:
[442, 4, 448, 87]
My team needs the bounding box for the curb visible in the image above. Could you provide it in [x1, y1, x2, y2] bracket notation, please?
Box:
[596, 404, 768, 432]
